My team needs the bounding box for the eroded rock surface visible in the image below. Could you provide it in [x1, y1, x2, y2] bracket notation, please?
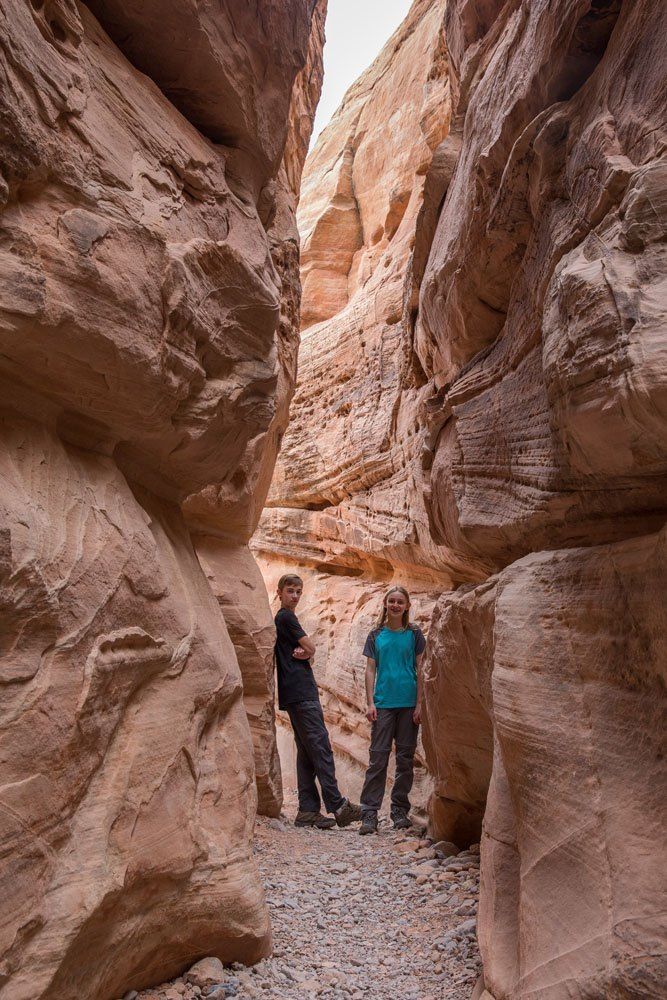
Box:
[0, 1, 322, 996]
[425, 531, 666, 998]
[417, 1, 667, 996]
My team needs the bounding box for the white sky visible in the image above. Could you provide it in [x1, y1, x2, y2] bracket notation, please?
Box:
[311, 0, 414, 147]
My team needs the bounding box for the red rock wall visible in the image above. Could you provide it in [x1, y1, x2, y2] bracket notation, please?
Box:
[417, 1, 667, 996]
[0, 1, 322, 996]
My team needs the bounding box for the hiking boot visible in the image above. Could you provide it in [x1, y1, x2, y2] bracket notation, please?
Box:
[294, 811, 336, 829]
[334, 798, 362, 827]
[359, 811, 378, 836]
[391, 810, 412, 830]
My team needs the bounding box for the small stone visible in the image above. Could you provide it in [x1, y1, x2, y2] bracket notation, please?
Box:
[123, 993, 139, 1000]
[299, 979, 321, 992]
[433, 841, 460, 858]
[432, 892, 453, 904]
[185, 957, 225, 988]
[457, 919, 478, 936]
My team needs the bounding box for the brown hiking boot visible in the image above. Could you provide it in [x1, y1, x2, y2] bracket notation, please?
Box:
[334, 798, 362, 828]
[392, 809, 412, 830]
[359, 811, 378, 836]
[294, 811, 336, 829]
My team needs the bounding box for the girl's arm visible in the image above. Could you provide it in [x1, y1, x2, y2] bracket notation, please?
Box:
[413, 651, 425, 724]
[365, 657, 377, 722]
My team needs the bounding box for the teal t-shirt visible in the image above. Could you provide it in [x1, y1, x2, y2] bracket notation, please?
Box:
[363, 625, 426, 709]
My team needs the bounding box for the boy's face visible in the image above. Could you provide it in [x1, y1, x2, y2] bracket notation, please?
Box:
[279, 583, 302, 609]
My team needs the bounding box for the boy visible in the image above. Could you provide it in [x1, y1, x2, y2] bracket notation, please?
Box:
[274, 573, 361, 829]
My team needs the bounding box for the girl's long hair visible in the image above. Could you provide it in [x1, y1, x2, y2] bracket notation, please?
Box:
[376, 586, 411, 630]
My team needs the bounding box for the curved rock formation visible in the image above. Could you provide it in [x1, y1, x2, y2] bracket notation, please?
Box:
[417, 0, 667, 996]
[254, 0, 474, 810]
[0, 1, 322, 996]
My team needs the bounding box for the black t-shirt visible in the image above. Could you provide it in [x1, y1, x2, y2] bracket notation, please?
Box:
[274, 608, 319, 709]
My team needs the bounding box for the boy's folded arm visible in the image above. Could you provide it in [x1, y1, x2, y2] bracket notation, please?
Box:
[297, 634, 316, 656]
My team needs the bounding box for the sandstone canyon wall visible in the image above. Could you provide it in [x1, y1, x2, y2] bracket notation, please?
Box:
[254, 0, 483, 812]
[0, 2, 322, 998]
[415, 0, 667, 997]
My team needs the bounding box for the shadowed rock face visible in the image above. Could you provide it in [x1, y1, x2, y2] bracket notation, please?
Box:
[417, 0, 667, 996]
[253, 0, 472, 807]
[0, 1, 322, 996]
[85, 0, 318, 201]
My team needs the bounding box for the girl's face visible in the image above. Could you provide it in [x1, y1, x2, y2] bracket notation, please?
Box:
[385, 590, 409, 622]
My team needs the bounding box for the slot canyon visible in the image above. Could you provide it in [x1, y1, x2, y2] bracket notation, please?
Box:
[0, 1, 665, 1000]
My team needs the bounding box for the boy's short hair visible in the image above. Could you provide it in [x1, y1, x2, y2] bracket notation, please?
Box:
[277, 573, 303, 591]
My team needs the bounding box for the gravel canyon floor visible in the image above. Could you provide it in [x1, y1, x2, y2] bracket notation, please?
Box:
[133, 817, 481, 1000]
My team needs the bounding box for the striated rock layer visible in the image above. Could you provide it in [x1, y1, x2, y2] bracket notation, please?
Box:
[0, 1, 322, 997]
[254, 0, 478, 808]
[417, 0, 667, 997]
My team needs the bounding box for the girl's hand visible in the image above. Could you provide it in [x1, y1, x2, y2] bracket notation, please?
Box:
[413, 704, 422, 725]
[293, 647, 309, 660]
[366, 704, 377, 722]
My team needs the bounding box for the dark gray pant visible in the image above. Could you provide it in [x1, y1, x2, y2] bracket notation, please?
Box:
[360, 708, 419, 816]
[286, 700, 346, 814]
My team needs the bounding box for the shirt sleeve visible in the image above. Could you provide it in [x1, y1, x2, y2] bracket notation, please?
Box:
[413, 627, 426, 655]
[362, 630, 376, 660]
[279, 610, 307, 644]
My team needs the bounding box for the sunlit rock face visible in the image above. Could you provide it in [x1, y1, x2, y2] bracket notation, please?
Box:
[418, 0, 667, 996]
[254, 0, 483, 809]
[0, 1, 321, 996]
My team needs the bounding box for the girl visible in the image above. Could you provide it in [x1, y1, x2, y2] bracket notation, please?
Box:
[358, 586, 426, 835]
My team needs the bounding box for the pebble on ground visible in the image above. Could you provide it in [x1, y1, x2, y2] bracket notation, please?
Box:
[126, 815, 481, 1000]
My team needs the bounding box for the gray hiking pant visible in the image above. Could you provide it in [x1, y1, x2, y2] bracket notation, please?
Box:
[360, 707, 419, 816]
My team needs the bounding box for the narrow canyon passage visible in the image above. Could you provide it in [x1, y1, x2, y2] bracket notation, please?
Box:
[1, 0, 665, 999]
[133, 818, 482, 1000]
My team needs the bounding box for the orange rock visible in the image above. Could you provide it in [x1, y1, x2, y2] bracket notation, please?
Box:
[415, 0, 667, 994]
[0, 1, 324, 997]
[423, 531, 667, 996]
